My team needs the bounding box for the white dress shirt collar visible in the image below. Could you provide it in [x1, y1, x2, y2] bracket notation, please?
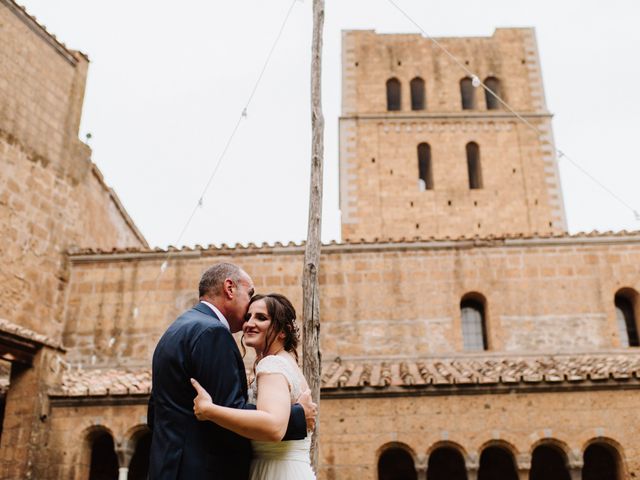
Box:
[200, 300, 230, 331]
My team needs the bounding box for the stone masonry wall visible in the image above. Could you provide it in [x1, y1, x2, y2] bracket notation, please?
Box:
[39, 387, 640, 479]
[339, 28, 566, 241]
[63, 235, 640, 367]
[318, 389, 640, 479]
[0, 3, 146, 341]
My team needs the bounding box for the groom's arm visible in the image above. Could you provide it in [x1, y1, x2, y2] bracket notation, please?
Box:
[191, 326, 307, 440]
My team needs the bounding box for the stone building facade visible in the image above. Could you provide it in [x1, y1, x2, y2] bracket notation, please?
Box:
[0, 2, 638, 479]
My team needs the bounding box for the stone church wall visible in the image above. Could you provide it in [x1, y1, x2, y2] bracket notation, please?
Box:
[63, 235, 640, 368]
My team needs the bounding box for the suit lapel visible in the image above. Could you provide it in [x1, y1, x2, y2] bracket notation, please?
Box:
[193, 303, 248, 396]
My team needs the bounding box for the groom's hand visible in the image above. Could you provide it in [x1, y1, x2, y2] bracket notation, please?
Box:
[297, 389, 318, 431]
[191, 378, 213, 421]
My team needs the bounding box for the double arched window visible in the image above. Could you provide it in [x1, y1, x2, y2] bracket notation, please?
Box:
[387, 77, 427, 111]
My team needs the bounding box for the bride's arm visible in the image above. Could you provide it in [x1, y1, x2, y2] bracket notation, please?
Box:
[191, 374, 291, 442]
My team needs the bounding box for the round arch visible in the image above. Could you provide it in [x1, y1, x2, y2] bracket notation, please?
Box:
[582, 437, 626, 480]
[377, 442, 417, 480]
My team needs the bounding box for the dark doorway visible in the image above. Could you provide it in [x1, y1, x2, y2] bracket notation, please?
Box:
[478, 446, 518, 480]
[427, 447, 467, 480]
[583, 443, 620, 480]
[88, 431, 119, 480]
[378, 447, 417, 480]
[530, 445, 571, 480]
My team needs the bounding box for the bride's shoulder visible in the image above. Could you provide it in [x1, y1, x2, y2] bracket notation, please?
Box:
[255, 354, 292, 374]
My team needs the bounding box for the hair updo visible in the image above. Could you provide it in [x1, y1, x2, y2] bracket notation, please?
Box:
[248, 293, 300, 361]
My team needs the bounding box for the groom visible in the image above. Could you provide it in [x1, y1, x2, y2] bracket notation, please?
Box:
[148, 262, 314, 479]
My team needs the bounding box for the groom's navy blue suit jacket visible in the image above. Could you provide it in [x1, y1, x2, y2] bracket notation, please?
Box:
[147, 302, 307, 479]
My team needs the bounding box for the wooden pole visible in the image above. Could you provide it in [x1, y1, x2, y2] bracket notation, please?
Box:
[303, 0, 324, 471]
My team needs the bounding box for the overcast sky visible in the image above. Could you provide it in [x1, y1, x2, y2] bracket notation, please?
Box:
[21, 0, 640, 247]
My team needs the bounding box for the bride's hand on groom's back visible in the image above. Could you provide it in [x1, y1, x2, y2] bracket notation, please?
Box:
[297, 389, 318, 432]
[191, 378, 214, 421]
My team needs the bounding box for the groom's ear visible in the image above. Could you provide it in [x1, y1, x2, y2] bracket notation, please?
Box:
[223, 278, 235, 299]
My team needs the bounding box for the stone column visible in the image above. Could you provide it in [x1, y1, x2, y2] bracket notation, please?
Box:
[466, 455, 480, 480]
[415, 454, 428, 480]
[568, 451, 584, 480]
[517, 453, 531, 480]
[116, 441, 134, 480]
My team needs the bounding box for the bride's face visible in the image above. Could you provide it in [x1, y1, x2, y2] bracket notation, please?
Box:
[243, 299, 273, 353]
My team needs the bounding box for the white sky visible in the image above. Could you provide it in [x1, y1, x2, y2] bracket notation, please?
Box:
[20, 0, 640, 247]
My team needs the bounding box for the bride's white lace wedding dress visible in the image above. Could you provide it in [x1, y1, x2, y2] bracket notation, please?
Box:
[247, 355, 316, 480]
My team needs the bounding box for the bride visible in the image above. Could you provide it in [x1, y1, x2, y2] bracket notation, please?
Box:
[191, 293, 316, 479]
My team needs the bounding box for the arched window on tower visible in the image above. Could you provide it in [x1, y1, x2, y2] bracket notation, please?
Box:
[410, 77, 426, 110]
[478, 446, 518, 480]
[484, 77, 501, 110]
[460, 77, 475, 110]
[583, 442, 623, 480]
[461, 294, 488, 351]
[615, 290, 639, 347]
[466, 142, 483, 189]
[88, 430, 119, 480]
[387, 78, 401, 111]
[417, 143, 433, 190]
[378, 445, 417, 480]
[530, 444, 571, 480]
[427, 446, 467, 480]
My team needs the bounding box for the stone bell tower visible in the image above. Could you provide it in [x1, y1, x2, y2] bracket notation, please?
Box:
[339, 28, 567, 241]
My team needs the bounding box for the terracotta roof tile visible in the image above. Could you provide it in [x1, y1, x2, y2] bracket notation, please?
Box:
[52, 368, 152, 397]
[66, 230, 640, 258]
[51, 353, 640, 399]
[322, 353, 640, 391]
[0, 318, 61, 349]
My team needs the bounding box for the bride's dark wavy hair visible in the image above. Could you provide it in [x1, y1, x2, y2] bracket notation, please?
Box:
[242, 293, 300, 363]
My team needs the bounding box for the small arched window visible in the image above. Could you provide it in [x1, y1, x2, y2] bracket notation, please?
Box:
[583, 443, 622, 480]
[461, 294, 488, 351]
[530, 445, 571, 480]
[466, 142, 483, 189]
[427, 447, 467, 480]
[484, 77, 501, 110]
[615, 291, 639, 347]
[478, 446, 518, 480]
[460, 77, 475, 110]
[410, 77, 426, 110]
[417, 143, 433, 190]
[386, 78, 401, 111]
[378, 447, 417, 480]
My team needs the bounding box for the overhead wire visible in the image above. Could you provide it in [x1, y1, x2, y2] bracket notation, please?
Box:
[386, 0, 640, 222]
[130, 0, 300, 320]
